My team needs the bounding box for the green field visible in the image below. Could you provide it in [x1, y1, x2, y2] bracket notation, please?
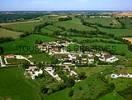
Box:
[85, 17, 122, 28]
[44, 66, 112, 100]
[98, 27, 132, 37]
[0, 34, 56, 54]
[28, 53, 56, 64]
[0, 28, 23, 39]
[0, 67, 41, 100]
[99, 91, 125, 100]
[41, 25, 62, 35]
[1, 21, 42, 33]
[54, 18, 96, 31]
[44, 66, 131, 100]
[119, 17, 132, 29]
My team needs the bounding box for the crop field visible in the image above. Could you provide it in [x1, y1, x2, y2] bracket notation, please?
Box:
[85, 17, 122, 28]
[0, 28, 23, 38]
[1, 20, 42, 33]
[0, 67, 41, 100]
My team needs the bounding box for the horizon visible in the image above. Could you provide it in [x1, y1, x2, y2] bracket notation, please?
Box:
[0, 0, 132, 11]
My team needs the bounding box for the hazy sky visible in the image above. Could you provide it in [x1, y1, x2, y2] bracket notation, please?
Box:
[0, 0, 132, 11]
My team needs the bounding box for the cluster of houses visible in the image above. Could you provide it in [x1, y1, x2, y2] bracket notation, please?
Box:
[25, 65, 78, 81]
[37, 40, 70, 55]
[37, 40, 119, 66]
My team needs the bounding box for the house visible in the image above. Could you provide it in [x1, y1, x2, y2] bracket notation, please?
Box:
[25, 66, 43, 80]
[111, 74, 132, 78]
[88, 58, 94, 64]
[44, 67, 61, 81]
[99, 53, 118, 63]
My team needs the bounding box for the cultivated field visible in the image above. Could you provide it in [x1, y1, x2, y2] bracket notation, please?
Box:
[113, 12, 132, 17]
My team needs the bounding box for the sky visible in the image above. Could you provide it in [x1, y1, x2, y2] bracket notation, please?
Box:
[0, 0, 132, 11]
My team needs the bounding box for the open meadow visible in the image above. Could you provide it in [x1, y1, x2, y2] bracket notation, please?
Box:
[0, 67, 41, 100]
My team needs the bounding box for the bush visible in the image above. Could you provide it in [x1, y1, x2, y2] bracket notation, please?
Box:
[68, 89, 74, 97]
[58, 16, 72, 21]
[65, 77, 75, 87]
[0, 37, 14, 43]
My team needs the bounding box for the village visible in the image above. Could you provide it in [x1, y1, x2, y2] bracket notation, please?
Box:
[0, 40, 119, 81]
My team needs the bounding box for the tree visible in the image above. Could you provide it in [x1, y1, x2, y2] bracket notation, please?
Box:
[21, 62, 30, 69]
[37, 62, 43, 69]
[0, 46, 4, 54]
[65, 77, 75, 87]
[41, 86, 48, 94]
[78, 72, 87, 80]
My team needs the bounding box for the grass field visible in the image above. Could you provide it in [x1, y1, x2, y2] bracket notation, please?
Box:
[44, 75, 112, 100]
[99, 91, 125, 100]
[0, 34, 56, 54]
[69, 36, 121, 43]
[1, 20, 42, 33]
[87, 42, 132, 58]
[54, 18, 96, 31]
[0, 28, 23, 39]
[44, 66, 115, 100]
[0, 67, 41, 100]
[41, 25, 62, 35]
[68, 36, 132, 58]
[98, 27, 132, 37]
[119, 17, 132, 29]
[28, 53, 56, 64]
[85, 17, 122, 28]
